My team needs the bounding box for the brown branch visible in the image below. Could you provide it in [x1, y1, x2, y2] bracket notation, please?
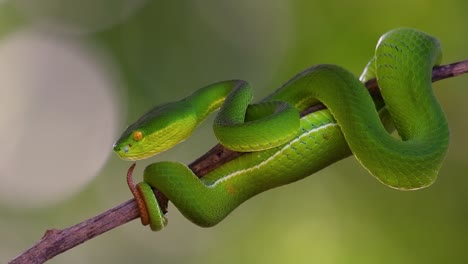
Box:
[9, 60, 468, 264]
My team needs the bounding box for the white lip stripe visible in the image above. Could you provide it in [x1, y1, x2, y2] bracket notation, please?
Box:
[209, 122, 337, 187]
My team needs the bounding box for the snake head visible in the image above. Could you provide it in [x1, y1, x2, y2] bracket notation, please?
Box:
[113, 100, 198, 161]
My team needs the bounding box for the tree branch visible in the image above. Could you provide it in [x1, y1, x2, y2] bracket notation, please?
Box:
[9, 60, 468, 264]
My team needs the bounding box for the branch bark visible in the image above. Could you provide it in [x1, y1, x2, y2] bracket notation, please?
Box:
[9, 60, 468, 264]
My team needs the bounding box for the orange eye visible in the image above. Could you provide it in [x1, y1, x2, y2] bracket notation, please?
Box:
[132, 130, 144, 141]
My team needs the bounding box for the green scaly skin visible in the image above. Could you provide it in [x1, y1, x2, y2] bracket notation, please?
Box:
[113, 28, 449, 231]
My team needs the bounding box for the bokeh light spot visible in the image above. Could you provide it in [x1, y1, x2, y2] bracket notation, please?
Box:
[0, 28, 123, 208]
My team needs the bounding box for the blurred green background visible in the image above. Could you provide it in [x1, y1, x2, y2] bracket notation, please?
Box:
[1, 0, 467, 263]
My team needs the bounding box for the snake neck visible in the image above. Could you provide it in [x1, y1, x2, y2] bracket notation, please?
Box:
[189, 80, 246, 122]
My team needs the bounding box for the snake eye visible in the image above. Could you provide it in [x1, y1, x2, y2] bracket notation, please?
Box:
[132, 130, 144, 141]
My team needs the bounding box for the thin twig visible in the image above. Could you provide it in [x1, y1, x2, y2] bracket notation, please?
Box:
[9, 60, 468, 264]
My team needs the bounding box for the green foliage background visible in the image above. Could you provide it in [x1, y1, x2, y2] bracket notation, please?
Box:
[1, 1, 467, 263]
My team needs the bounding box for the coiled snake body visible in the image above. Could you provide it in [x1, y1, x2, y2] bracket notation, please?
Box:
[114, 28, 449, 231]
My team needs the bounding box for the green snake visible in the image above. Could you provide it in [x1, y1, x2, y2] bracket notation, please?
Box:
[113, 28, 449, 231]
